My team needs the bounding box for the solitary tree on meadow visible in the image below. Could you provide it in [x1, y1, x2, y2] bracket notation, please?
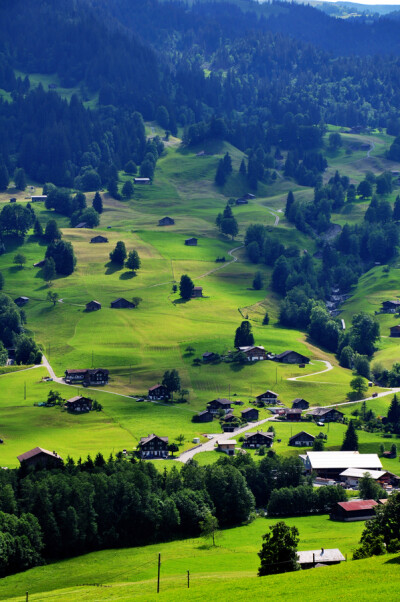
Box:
[179, 274, 194, 300]
[125, 250, 140, 272]
[13, 252, 26, 268]
[109, 241, 127, 265]
[92, 191, 103, 214]
[258, 521, 300, 576]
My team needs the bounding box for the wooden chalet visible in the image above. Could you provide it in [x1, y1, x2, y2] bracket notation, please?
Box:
[148, 384, 169, 400]
[207, 398, 232, 414]
[185, 237, 198, 246]
[289, 431, 315, 447]
[86, 300, 101, 311]
[390, 325, 400, 337]
[14, 296, 29, 306]
[235, 197, 248, 205]
[134, 177, 150, 184]
[381, 300, 400, 313]
[243, 431, 274, 448]
[274, 350, 310, 364]
[31, 195, 47, 202]
[138, 434, 169, 458]
[64, 368, 109, 386]
[244, 193, 256, 200]
[255, 390, 279, 403]
[158, 216, 175, 226]
[191, 286, 203, 298]
[202, 351, 216, 362]
[238, 345, 266, 361]
[284, 408, 302, 421]
[297, 548, 345, 569]
[17, 447, 63, 469]
[241, 407, 259, 421]
[66, 395, 92, 413]
[330, 500, 378, 522]
[90, 235, 108, 243]
[307, 407, 344, 422]
[217, 440, 236, 456]
[194, 410, 213, 423]
[111, 298, 135, 309]
[291, 398, 309, 410]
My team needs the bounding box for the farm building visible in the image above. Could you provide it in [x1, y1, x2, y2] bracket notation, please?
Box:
[86, 300, 101, 311]
[235, 198, 248, 205]
[289, 431, 315, 447]
[291, 398, 309, 410]
[134, 177, 150, 184]
[256, 390, 279, 403]
[75, 222, 88, 228]
[390, 325, 400, 337]
[90, 235, 108, 243]
[217, 440, 236, 456]
[239, 345, 266, 361]
[14, 296, 29, 306]
[244, 193, 256, 199]
[194, 410, 213, 423]
[330, 500, 379, 522]
[207, 398, 232, 414]
[274, 350, 310, 364]
[33, 260, 45, 268]
[297, 548, 345, 569]
[241, 408, 259, 421]
[64, 368, 109, 386]
[191, 286, 203, 298]
[148, 384, 169, 400]
[302, 451, 382, 479]
[66, 396, 93, 413]
[185, 237, 198, 246]
[138, 434, 169, 458]
[202, 351, 216, 362]
[243, 431, 274, 448]
[111, 298, 135, 309]
[17, 447, 63, 469]
[158, 216, 174, 226]
[31, 195, 47, 202]
[307, 407, 344, 422]
[283, 408, 302, 421]
[381, 300, 400, 313]
[339, 468, 399, 488]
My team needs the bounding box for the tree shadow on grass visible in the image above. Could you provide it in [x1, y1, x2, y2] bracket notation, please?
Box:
[119, 271, 136, 280]
[105, 261, 123, 275]
[385, 555, 400, 564]
[229, 362, 246, 372]
[173, 298, 190, 305]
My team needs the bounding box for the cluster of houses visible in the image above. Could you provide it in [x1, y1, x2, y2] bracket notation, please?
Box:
[64, 368, 109, 386]
[234, 347, 310, 364]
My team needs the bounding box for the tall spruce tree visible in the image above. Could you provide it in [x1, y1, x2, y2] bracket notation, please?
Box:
[341, 420, 358, 451]
[285, 191, 295, 217]
[92, 192, 103, 214]
[234, 320, 254, 348]
[387, 394, 400, 426]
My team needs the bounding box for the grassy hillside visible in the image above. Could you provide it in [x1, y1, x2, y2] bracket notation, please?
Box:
[0, 514, 398, 601]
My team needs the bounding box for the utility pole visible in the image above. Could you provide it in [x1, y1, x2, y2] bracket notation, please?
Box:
[26, 593, 28, 602]
[24, 381, 26, 400]
[130, 365, 132, 385]
[91, 350, 94, 368]
[276, 366, 277, 384]
[187, 570, 190, 588]
[228, 383, 231, 400]
[157, 553, 161, 593]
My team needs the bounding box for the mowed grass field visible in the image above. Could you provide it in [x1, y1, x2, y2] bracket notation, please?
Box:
[1, 131, 400, 465]
[0, 514, 373, 601]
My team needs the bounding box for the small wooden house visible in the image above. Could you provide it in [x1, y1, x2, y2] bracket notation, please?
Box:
[207, 398, 232, 414]
[241, 408, 259, 421]
[66, 395, 93, 413]
[284, 408, 302, 421]
[381, 300, 400, 313]
[307, 407, 344, 422]
[235, 198, 248, 205]
[256, 390, 279, 403]
[297, 548, 345, 569]
[191, 286, 203, 298]
[148, 384, 169, 400]
[239, 346, 266, 361]
[339, 468, 399, 488]
[243, 431, 274, 448]
[158, 216, 175, 226]
[134, 177, 150, 184]
[244, 193, 256, 200]
[274, 350, 310, 364]
[217, 440, 236, 456]
[289, 431, 315, 447]
[330, 500, 378, 522]
[139, 434, 169, 458]
[390, 325, 400, 337]
[14, 296, 29, 307]
[31, 196, 47, 202]
[17, 447, 63, 469]
[291, 398, 309, 410]
[194, 410, 213, 423]
[185, 237, 198, 246]
[111, 298, 135, 309]
[90, 235, 108, 243]
[202, 351, 216, 362]
[64, 368, 108, 386]
[86, 300, 101, 311]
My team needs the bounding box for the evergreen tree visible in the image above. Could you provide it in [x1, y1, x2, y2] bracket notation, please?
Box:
[92, 192, 103, 214]
[14, 168, 26, 191]
[162, 369, 181, 400]
[387, 394, 400, 425]
[109, 241, 127, 265]
[239, 158, 247, 175]
[253, 271, 263, 290]
[44, 219, 61, 243]
[0, 271, 3, 290]
[258, 521, 300, 576]
[122, 180, 134, 199]
[45, 240, 76, 275]
[124, 161, 137, 175]
[107, 178, 119, 199]
[341, 420, 358, 451]
[393, 195, 400, 221]
[0, 164, 9, 192]
[234, 320, 254, 348]
[223, 152, 232, 175]
[220, 217, 238, 240]
[125, 250, 140, 272]
[285, 191, 295, 217]
[33, 218, 43, 237]
[179, 274, 194, 300]
[42, 257, 56, 284]
[215, 159, 226, 186]
[262, 312, 269, 325]
[223, 204, 233, 219]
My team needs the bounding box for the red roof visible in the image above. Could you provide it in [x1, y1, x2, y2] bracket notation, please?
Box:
[337, 500, 378, 512]
[148, 384, 165, 391]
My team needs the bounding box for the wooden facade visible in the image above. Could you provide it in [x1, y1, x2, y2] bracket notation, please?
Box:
[239, 346, 266, 361]
[274, 350, 310, 364]
[207, 398, 232, 414]
[64, 368, 109, 386]
[289, 431, 315, 446]
[86, 300, 101, 311]
[241, 408, 259, 421]
[139, 434, 169, 458]
[111, 298, 135, 309]
[148, 384, 169, 400]
[66, 396, 93, 412]
[243, 431, 274, 448]
[17, 447, 63, 469]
